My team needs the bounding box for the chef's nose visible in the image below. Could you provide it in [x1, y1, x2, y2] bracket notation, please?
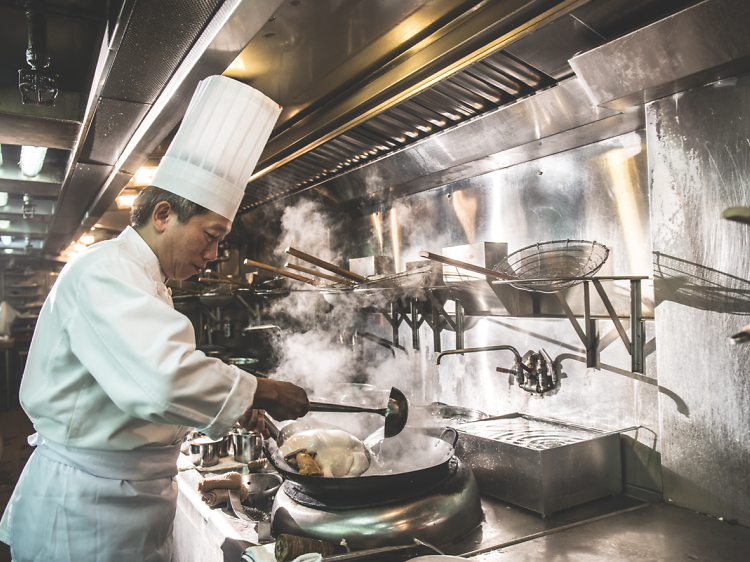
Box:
[202, 240, 220, 261]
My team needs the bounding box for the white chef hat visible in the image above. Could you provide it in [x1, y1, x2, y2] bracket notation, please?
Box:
[150, 75, 281, 221]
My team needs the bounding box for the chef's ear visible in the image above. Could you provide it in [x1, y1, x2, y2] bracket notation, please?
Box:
[152, 201, 173, 233]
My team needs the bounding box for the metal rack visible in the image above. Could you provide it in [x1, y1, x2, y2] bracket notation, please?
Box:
[371, 276, 648, 374]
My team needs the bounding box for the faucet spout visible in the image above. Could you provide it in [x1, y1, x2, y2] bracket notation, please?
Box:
[436, 345, 523, 365]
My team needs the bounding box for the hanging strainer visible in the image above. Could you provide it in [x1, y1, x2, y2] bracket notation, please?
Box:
[493, 239, 610, 293]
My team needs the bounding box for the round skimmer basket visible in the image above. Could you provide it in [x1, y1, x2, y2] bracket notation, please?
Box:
[493, 240, 610, 293]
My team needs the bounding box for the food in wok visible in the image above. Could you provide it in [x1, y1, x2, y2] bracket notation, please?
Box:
[278, 428, 369, 478]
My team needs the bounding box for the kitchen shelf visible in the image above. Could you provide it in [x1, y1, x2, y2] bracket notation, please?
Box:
[360, 276, 648, 374]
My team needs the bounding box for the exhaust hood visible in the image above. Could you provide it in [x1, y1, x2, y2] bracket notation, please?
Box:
[4, 0, 744, 257]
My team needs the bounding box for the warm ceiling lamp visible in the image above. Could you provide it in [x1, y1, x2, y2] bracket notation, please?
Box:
[133, 166, 157, 186]
[116, 193, 138, 209]
[79, 234, 95, 245]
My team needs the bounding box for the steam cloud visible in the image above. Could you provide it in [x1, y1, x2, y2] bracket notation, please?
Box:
[265, 198, 421, 438]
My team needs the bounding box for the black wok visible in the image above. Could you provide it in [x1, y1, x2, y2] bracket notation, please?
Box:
[265, 420, 458, 505]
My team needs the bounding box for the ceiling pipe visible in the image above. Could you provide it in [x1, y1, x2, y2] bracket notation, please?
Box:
[18, 0, 58, 106]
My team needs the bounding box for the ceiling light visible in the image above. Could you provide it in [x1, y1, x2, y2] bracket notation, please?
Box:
[79, 234, 95, 245]
[73, 243, 85, 252]
[116, 194, 138, 209]
[1, 236, 11, 245]
[3, 249, 13, 254]
[0, 146, 3, 168]
[19, 1, 58, 106]
[0, 192, 7, 207]
[19, 146, 47, 177]
[133, 167, 157, 185]
[227, 54, 246, 71]
[0, 220, 10, 229]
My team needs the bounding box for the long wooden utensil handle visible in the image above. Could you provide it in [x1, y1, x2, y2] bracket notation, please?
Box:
[243, 259, 320, 286]
[285, 247, 367, 282]
[285, 263, 356, 286]
[418, 250, 517, 280]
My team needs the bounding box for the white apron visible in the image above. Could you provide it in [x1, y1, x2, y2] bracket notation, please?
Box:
[1, 434, 180, 562]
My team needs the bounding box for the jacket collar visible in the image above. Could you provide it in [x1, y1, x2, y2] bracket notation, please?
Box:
[118, 226, 167, 283]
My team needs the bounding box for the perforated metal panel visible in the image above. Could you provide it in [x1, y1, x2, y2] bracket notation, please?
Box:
[100, 0, 222, 104]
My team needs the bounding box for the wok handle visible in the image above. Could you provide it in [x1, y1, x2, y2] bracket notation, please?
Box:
[285, 247, 367, 282]
[309, 401, 386, 417]
[263, 413, 280, 441]
[418, 250, 517, 280]
[439, 427, 459, 447]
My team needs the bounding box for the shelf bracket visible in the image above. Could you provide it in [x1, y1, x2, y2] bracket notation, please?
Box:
[401, 299, 425, 350]
[556, 278, 645, 373]
[377, 302, 403, 349]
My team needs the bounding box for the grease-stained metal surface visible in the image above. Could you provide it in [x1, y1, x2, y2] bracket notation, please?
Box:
[237, 0, 699, 212]
[648, 72, 750, 527]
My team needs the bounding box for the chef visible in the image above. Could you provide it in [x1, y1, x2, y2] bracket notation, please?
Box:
[0, 75, 309, 561]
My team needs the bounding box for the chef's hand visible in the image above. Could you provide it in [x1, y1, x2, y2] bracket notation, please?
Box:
[238, 408, 270, 438]
[250, 378, 310, 422]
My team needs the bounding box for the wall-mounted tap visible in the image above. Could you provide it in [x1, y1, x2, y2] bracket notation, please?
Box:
[502, 348, 558, 395]
[435, 344, 558, 395]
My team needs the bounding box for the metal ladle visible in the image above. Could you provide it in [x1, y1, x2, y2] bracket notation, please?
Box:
[309, 386, 409, 438]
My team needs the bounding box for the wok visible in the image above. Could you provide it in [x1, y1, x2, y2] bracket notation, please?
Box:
[265, 420, 458, 505]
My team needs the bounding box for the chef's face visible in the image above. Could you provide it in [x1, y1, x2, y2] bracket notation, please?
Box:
[157, 206, 232, 280]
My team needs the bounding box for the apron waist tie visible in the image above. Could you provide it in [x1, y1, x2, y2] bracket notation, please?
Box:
[30, 433, 180, 481]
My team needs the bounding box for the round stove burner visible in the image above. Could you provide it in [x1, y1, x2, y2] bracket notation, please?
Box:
[283, 457, 459, 509]
[271, 457, 482, 550]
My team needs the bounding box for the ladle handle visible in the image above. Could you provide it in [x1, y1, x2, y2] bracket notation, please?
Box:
[418, 250, 517, 280]
[309, 401, 386, 417]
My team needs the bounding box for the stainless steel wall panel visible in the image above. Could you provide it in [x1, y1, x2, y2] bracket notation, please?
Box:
[503, 13, 605, 80]
[569, 0, 750, 110]
[648, 70, 750, 526]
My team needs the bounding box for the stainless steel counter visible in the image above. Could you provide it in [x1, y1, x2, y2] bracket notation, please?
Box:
[172, 460, 750, 562]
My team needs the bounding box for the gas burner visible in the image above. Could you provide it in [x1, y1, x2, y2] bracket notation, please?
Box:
[271, 457, 482, 551]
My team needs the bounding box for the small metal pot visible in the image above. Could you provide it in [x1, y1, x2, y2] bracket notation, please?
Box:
[231, 429, 263, 464]
[190, 437, 222, 468]
[218, 435, 230, 458]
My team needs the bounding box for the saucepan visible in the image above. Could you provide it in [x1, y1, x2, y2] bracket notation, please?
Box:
[265, 419, 458, 505]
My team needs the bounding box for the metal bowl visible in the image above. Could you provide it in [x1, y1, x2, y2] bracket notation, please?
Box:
[241, 472, 283, 507]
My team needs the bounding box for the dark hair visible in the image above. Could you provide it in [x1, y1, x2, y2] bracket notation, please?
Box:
[130, 185, 209, 228]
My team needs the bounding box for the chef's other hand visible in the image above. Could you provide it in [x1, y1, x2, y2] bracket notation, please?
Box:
[251, 378, 310, 421]
[237, 409, 270, 438]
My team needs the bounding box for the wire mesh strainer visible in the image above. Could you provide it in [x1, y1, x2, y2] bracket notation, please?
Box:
[493, 239, 610, 293]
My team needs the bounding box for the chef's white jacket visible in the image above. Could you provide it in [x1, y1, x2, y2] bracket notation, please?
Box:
[0, 225, 259, 561]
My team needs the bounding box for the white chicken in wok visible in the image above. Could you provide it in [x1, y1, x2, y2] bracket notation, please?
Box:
[278, 429, 369, 478]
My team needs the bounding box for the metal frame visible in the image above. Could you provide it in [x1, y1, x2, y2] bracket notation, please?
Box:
[550, 277, 647, 373]
[372, 275, 646, 373]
